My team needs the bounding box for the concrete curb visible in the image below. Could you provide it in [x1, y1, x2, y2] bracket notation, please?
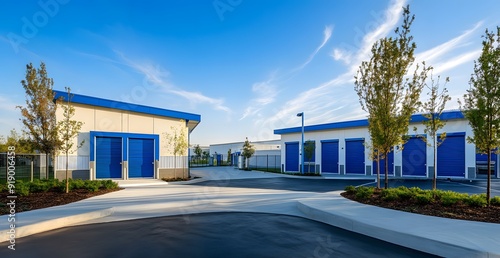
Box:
[297, 199, 500, 258]
[0, 207, 114, 243]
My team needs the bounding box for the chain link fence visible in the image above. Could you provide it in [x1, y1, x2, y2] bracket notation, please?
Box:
[0, 153, 54, 184]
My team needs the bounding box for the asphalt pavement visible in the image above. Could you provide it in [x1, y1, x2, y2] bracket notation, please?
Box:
[0, 212, 437, 258]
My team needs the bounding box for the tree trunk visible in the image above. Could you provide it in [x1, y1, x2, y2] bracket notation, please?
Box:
[46, 153, 50, 179]
[65, 151, 69, 193]
[376, 153, 381, 189]
[433, 134, 437, 190]
[487, 152, 491, 206]
[384, 151, 389, 189]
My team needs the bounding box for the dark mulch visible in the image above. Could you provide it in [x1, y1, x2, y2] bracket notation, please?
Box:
[0, 188, 122, 215]
[341, 190, 500, 224]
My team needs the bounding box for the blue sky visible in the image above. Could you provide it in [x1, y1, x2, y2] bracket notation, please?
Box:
[1, 0, 499, 146]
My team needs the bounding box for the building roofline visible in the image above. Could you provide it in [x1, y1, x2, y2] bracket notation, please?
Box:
[274, 110, 465, 135]
[53, 90, 201, 126]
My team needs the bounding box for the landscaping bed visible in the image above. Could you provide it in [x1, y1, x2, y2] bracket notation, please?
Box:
[341, 186, 500, 224]
[0, 179, 122, 215]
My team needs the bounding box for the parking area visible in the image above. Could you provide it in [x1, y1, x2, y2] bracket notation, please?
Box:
[0, 212, 437, 258]
[191, 177, 373, 193]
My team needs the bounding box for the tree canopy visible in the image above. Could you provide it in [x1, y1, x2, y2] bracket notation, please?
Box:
[461, 27, 500, 205]
[354, 5, 430, 188]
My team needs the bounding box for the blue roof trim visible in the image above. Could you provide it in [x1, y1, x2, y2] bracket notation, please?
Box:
[274, 111, 464, 135]
[54, 90, 201, 122]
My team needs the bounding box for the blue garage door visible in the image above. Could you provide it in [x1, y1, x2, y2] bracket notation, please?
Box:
[321, 140, 339, 173]
[403, 137, 427, 176]
[346, 139, 365, 174]
[96, 136, 122, 179]
[437, 133, 465, 177]
[372, 150, 394, 175]
[286, 142, 299, 172]
[128, 138, 155, 178]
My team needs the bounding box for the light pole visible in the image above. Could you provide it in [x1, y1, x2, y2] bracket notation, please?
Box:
[297, 112, 304, 174]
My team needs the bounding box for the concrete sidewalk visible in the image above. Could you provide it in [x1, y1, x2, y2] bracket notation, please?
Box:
[298, 192, 500, 258]
[1, 167, 499, 257]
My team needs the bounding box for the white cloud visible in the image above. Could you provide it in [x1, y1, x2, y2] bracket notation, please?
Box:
[240, 80, 278, 120]
[416, 21, 483, 65]
[113, 52, 231, 113]
[293, 25, 334, 72]
[332, 0, 406, 67]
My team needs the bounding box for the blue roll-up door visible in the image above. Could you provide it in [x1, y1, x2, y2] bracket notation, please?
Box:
[321, 141, 339, 173]
[285, 142, 299, 172]
[128, 138, 155, 178]
[96, 136, 122, 179]
[346, 139, 365, 174]
[372, 150, 394, 175]
[437, 133, 465, 177]
[403, 137, 427, 177]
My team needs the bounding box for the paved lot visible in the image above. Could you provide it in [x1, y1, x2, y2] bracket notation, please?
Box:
[0, 212, 437, 258]
[1, 167, 498, 257]
[192, 177, 373, 193]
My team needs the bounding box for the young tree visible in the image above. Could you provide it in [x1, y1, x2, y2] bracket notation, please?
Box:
[17, 62, 60, 179]
[194, 144, 202, 159]
[165, 121, 188, 178]
[242, 137, 255, 170]
[460, 27, 500, 205]
[202, 150, 209, 164]
[417, 74, 451, 190]
[354, 6, 430, 189]
[304, 140, 315, 173]
[57, 87, 84, 193]
[0, 129, 35, 153]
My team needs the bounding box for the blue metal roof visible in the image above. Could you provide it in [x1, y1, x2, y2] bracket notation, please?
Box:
[274, 110, 465, 135]
[53, 90, 201, 123]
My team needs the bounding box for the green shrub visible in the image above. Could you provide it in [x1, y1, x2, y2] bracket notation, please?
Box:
[381, 189, 399, 201]
[344, 185, 356, 194]
[29, 179, 52, 193]
[414, 192, 434, 205]
[465, 194, 487, 207]
[438, 191, 467, 206]
[84, 180, 101, 192]
[15, 181, 30, 196]
[355, 186, 374, 200]
[491, 196, 500, 206]
[70, 179, 86, 190]
[0, 183, 6, 192]
[394, 186, 413, 200]
[101, 180, 118, 189]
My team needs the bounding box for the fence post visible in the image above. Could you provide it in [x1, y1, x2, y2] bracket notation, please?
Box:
[31, 160, 34, 182]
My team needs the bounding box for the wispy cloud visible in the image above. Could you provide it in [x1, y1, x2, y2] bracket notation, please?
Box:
[332, 0, 406, 67]
[169, 89, 231, 113]
[293, 25, 333, 72]
[76, 50, 231, 113]
[242, 25, 333, 121]
[240, 79, 278, 120]
[416, 21, 483, 65]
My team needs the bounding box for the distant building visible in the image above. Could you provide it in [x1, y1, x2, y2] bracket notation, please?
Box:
[208, 139, 281, 168]
[274, 110, 498, 179]
[53, 90, 201, 180]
